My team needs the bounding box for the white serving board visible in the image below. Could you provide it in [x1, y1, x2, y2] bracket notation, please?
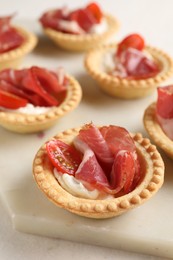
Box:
[1, 18, 173, 259]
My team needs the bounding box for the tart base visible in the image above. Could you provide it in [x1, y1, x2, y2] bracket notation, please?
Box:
[42, 14, 119, 52]
[33, 127, 164, 219]
[85, 44, 173, 99]
[0, 75, 82, 134]
[144, 102, 173, 160]
[0, 26, 38, 70]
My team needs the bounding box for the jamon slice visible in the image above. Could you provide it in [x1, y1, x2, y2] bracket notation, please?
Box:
[110, 150, 136, 194]
[39, 9, 65, 31]
[156, 85, 173, 140]
[118, 48, 160, 79]
[0, 15, 24, 53]
[77, 123, 114, 164]
[74, 138, 111, 192]
[156, 85, 173, 118]
[100, 125, 136, 155]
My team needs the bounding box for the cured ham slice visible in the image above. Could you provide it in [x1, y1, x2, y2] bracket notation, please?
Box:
[0, 15, 24, 53]
[74, 138, 111, 192]
[110, 150, 136, 193]
[116, 48, 160, 79]
[156, 85, 173, 140]
[77, 123, 114, 164]
[100, 125, 136, 155]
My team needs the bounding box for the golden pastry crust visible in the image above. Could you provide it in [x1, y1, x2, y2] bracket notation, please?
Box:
[42, 14, 119, 51]
[33, 127, 164, 219]
[144, 102, 173, 159]
[0, 26, 38, 70]
[85, 44, 173, 99]
[0, 75, 82, 134]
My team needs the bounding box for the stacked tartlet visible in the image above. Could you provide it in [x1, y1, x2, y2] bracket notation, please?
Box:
[85, 34, 173, 99]
[39, 2, 119, 51]
[0, 15, 37, 69]
[33, 123, 164, 219]
[0, 66, 82, 133]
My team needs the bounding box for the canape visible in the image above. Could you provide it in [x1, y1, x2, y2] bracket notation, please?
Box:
[39, 2, 119, 51]
[0, 66, 82, 133]
[85, 34, 173, 99]
[33, 123, 164, 219]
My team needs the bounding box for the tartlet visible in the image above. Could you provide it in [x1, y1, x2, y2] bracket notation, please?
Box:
[144, 102, 173, 160]
[0, 75, 82, 134]
[42, 14, 119, 52]
[0, 26, 37, 70]
[84, 44, 173, 99]
[33, 126, 164, 219]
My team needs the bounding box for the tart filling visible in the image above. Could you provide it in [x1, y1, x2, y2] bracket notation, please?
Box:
[0, 15, 24, 53]
[0, 67, 82, 133]
[40, 2, 107, 35]
[33, 123, 164, 219]
[0, 66, 68, 111]
[105, 34, 160, 80]
[85, 36, 173, 98]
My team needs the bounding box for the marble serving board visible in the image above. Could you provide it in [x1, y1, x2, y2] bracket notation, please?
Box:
[1, 19, 173, 259]
[1, 91, 173, 259]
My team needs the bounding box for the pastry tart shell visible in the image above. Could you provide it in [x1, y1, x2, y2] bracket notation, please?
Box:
[42, 14, 119, 52]
[0, 75, 82, 134]
[0, 26, 38, 70]
[85, 44, 173, 99]
[144, 102, 173, 160]
[33, 127, 164, 219]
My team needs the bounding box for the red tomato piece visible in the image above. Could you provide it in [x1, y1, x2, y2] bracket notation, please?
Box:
[72, 9, 96, 32]
[100, 125, 136, 156]
[0, 89, 28, 109]
[46, 140, 82, 175]
[156, 85, 173, 119]
[110, 151, 136, 194]
[0, 78, 48, 107]
[86, 2, 103, 23]
[117, 34, 145, 57]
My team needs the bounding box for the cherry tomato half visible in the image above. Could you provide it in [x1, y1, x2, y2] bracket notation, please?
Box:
[46, 139, 82, 175]
[0, 89, 28, 109]
[86, 2, 103, 23]
[117, 33, 145, 57]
